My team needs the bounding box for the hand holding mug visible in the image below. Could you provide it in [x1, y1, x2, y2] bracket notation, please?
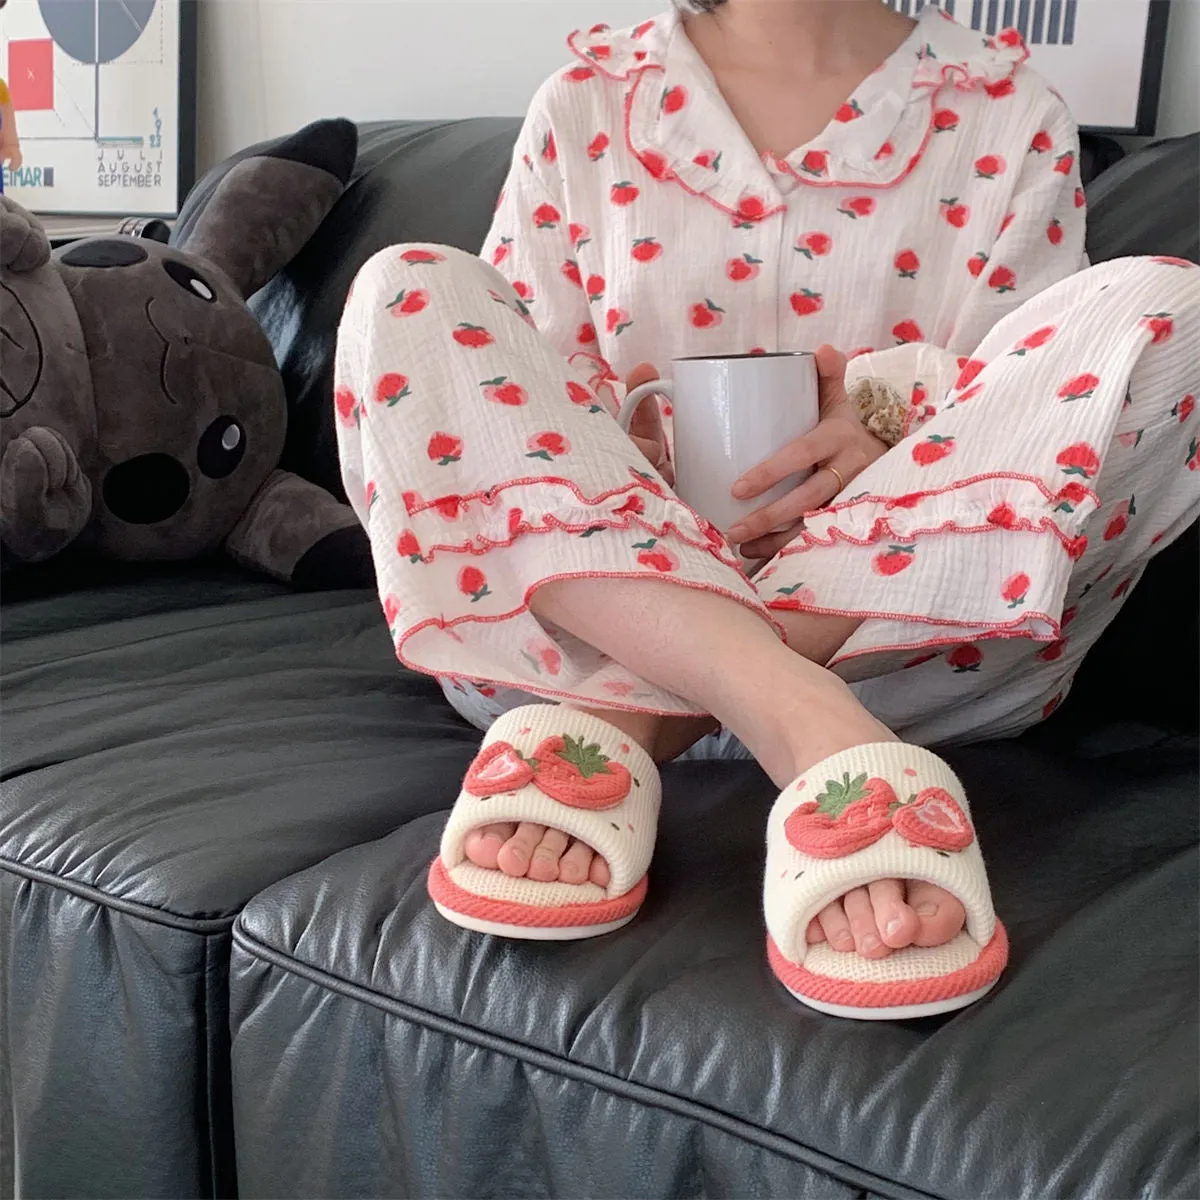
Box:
[624, 361, 674, 486]
[726, 345, 889, 559]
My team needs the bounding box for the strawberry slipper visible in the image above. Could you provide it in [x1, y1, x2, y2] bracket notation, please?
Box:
[428, 705, 661, 940]
[764, 742, 1008, 1020]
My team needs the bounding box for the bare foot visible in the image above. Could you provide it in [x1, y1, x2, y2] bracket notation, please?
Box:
[803, 879, 966, 957]
[464, 822, 611, 886]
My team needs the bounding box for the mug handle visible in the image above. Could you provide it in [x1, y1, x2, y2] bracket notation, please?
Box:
[615, 379, 674, 433]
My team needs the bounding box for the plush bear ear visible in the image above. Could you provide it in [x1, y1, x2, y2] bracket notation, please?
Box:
[172, 118, 357, 299]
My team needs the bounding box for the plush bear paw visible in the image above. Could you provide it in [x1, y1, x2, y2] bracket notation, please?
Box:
[0, 427, 93, 562]
[0, 197, 51, 274]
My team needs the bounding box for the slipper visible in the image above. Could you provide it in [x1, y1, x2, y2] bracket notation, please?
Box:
[763, 742, 1008, 1020]
[428, 704, 661, 939]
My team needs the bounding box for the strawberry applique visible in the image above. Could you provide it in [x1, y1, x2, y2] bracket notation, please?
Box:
[784, 773, 898, 858]
[891, 788, 974, 851]
[464, 742, 536, 797]
[531, 735, 632, 809]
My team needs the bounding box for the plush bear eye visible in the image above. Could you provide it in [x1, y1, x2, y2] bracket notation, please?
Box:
[164, 259, 216, 302]
[197, 417, 246, 478]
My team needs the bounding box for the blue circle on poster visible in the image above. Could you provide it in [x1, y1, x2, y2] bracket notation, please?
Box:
[38, 0, 158, 66]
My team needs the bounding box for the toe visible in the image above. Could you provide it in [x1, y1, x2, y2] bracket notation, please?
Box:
[496, 822, 546, 877]
[842, 886, 891, 958]
[806, 917, 826, 945]
[527, 827, 569, 882]
[816, 901, 856, 953]
[588, 852, 611, 888]
[464, 823, 515, 869]
[558, 839, 594, 884]
[869, 878, 919, 949]
[906, 880, 967, 948]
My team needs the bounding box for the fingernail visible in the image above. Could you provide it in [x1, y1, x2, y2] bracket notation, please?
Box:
[884, 915, 904, 938]
[731, 481, 749, 498]
[859, 934, 880, 952]
[916, 902, 938, 917]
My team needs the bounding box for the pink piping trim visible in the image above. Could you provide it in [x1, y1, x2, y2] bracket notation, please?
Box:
[773, 599, 1061, 637]
[827, 624, 1061, 669]
[429, 857, 648, 927]
[767, 923, 1009, 1007]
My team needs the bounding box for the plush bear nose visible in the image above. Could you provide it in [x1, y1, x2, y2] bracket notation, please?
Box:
[103, 454, 190, 524]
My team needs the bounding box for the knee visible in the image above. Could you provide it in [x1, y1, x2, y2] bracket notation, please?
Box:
[349, 241, 495, 308]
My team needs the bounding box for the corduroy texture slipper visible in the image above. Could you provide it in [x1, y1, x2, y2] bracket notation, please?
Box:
[764, 742, 1008, 1020]
[429, 704, 661, 939]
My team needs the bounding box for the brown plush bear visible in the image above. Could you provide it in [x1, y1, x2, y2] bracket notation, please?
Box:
[0, 118, 372, 587]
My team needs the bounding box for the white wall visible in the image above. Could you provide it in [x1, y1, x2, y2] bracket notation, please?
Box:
[196, 0, 1199, 173]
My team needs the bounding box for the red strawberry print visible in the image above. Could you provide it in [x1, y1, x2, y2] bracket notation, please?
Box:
[967, 251, 989, 277]
[1104, 496, 1135, 541]
[587, 132, 609, 161]
[998, 212, 1016, 238]
[334, 386, 358, 426]
[1054, 151, 1075, 175]
[526, 431, 570, 461]
[633, 19, 656, 38]
[985, 76, 1016, 99]
[632, 538, 679, 573]
[382, 595, 401, 628]
[561, 260, 583, 288]
[463, 741, 536, 797]
[396, 529, 421, 563]
[894, 249, 920, 279]
[1141, 312, 1175, 344]
[374, 372, 411, 406]
[606, 307, 633, 336]
[511, 280, 533, 304]
[800, 150, 829, 177]
[1042, 692, 1064, 719]
[566, 380, 601, 413]
[733, 195, 769, 227]
[892, 788, 974, 851]
[1037, 639, 1067, 662]
[911, 381, 928, 406]
[1047, 218, 1064, 246]
[1053, 481, 1090, 512]
[569, 223, 590, 249]
[838, 196, 875, 220]
[948, 644, 982, 672]
[492, 237, 512, 266]
[402, 491, 420, 516]
[727, 253, 762, 282]
[784, 773, 897, 858]
[530, 735, 632, 810]
[481, 376, 528, 406]
[1002, 572, 1031, 608]
[364, 480, 378, 511]
[1112, 576, 1134, 599]
[904, 652, 940, 669]
[1066, 535, 1089, 560]
[612, 494, 646, 517]
[1056, 442, 1100, 479]
[975, 154, 1007, 180]
[932, 108, 959, 132]
[1010, 326, 1056, 355]
[577, 322, 597, 345]
[1174, 394, 1196, 422]
[691, 298, 725, 328]
[790, 289, 824, 318]
[522, 639, 561, 675]
[767, 583, 816, 611]
[457, 565, 491, 602]
[427, 432, 462, 466]
[875, 140, 895, 160]
[988, 266, 1017, 293]
[388, 288, 429, 317]
[835, 99, 864, 122]
[873, 545, 915, 576]
[955, 359, 986, 389]
[1074, 186, 1086, 209]
[912, 434, 955, 466]
[639, 149, 672, 181]
[661, 85, 687, 114]
[693, 149, 722, 170]
[1117, 429, 1144, 448]
[541, 130, 557, 163]
[585, 274, 606, 303]
[987, 502, 1019, 529]
[564, 65, 595, 82]
[632, 237, 663, 263]
[1061, 605, 1078, 629]
[1188, 438, 1200, 471]
[400, 247, 444, 265]
[995, 28, 1025, 48]
[1030, 129, 1053, 154]
[1058, 373, 1100, 402]
[452, 323, 494, 350]
[940, 197, 970, 228]
[795, 231, 832, 259]
[532, 203, 560, 230]
[893, 319, 924, 344]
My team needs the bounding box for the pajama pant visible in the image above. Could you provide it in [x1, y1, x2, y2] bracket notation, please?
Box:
[334, 248, 1199, 751]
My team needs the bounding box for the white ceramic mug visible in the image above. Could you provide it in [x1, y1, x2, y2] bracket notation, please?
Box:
[616, 352, 820, 537]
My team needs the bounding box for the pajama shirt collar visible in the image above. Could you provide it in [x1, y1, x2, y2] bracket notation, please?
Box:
[568, 7, 1030, 218]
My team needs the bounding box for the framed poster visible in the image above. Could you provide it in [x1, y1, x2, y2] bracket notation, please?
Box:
[887, 0, 1171, 135]
[0, 0, 196, 216]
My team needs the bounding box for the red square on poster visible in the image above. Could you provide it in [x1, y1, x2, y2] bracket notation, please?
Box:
[8, 39, 55, 112]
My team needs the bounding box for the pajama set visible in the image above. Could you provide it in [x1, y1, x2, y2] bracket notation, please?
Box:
[334, 6, 1200, 752]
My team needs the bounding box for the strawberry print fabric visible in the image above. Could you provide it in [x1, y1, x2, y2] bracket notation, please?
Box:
[335, 8, 1200, 747]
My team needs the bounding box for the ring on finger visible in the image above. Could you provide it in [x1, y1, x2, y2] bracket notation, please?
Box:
[822, 463, 846, 494]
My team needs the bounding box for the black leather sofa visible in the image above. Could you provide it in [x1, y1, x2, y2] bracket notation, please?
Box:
[2, 123, 1197, 1199]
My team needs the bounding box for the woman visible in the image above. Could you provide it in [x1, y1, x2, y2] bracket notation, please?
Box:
[335, 0, 1199, 1018]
